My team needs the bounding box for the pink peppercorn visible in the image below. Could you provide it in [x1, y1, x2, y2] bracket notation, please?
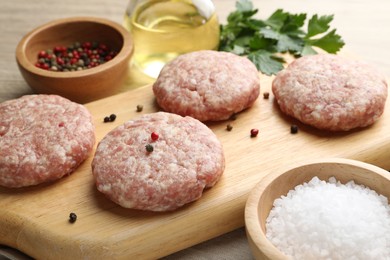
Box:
[151, 132, 159, 141]
[250, 128, 259, 138]
[38, 50, 47, 59]
[82, 42, 92, 49]
[99, 43, 108, 50]
[41, 63, 50, 70]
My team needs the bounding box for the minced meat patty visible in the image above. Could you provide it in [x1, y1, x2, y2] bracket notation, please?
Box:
[0, 95, 95, 188]
[91, 112, 225, 212]
[272, 54, 388, 131]
[153, 50, 260, 122]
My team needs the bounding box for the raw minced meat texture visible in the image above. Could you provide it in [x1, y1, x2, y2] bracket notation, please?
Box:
[0, 95, 95, 188]
[91, 112, 225, 212]
[272, 54, 388, 131]
[153, 50, 260, 121]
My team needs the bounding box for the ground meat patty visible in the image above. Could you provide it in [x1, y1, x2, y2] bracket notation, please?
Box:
[153, 50, 260, 121]
[0, 95, 95, 188]
[272, 54, 388, 131]
[91, 112, 225, 211]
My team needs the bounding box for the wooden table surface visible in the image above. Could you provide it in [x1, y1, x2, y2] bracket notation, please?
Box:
[0, 0, 389, 259]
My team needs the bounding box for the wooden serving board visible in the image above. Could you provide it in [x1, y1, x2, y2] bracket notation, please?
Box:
[1, 74, 390, 259]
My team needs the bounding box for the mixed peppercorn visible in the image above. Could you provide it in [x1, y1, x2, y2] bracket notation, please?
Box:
[35, 41, 118, 71]
[145, 132, 159, 152]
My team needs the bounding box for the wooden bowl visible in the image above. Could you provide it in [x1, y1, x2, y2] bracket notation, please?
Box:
[16, 17, 133, 104]
[245, 158, 390, 260]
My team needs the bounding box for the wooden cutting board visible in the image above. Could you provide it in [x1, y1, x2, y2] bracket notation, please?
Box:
[1, 73, 390, 259]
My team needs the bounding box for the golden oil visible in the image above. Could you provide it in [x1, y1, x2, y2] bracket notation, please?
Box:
[123, 0, 220, 78]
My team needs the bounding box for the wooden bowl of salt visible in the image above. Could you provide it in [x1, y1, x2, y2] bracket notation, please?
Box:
[245, 158, 390, 259]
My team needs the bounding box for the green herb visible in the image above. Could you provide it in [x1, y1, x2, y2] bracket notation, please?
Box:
[219, 0, 345, 75]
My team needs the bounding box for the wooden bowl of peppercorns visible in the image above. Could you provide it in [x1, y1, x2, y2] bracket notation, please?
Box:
[16, 17, 133, 104]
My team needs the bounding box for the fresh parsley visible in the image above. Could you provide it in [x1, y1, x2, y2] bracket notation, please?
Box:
[219, 0, 345, 75]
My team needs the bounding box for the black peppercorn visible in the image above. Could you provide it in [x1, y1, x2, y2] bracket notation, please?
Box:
[136, 104, 143, 112]
[109, 114, 117, 122]
[226, 124, 233, 131]
[103, 114, 117, 123]
[263, 92, 270, 99]
[290, 125, 299, 134]
[229, 113, 237, 121]
[145, 144, 154, 152]
[69, 212, 77, 223]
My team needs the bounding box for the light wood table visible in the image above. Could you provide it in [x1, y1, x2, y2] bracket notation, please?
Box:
[0, 0, 389, 259]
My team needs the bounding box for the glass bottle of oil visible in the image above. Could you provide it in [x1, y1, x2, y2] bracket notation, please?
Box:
[123, 0, 220, 78]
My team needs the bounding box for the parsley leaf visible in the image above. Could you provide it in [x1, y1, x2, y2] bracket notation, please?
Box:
[236, 0, 253, 12]
[219, 0, 345, 75]
[276, 35, 304, 53]
[248, 50, 285, 76]
[306, 29, 345, 53]
[307, 14, 333, 37]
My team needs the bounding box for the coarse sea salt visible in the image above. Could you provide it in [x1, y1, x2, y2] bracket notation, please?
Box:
[265, 176, 390, 260]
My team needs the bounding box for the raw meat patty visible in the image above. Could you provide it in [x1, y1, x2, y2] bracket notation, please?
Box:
[153, 50, 260, 121]
[91, 112, 225, 211]
[0, 95, 95, 188]
[272, 54, 388, 131]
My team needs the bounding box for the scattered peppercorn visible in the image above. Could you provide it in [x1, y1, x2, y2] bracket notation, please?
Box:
[109, 114, 117, 122]
[250, 128, 259, 137]
[69, 212, 77, 223]
[35, 41, 118, 72]
[263, 92, 270, 99]
[226, 124, 233, 131]
[229, 113, 237, 121]
[136, 104, 144, 112]
[103, 114, 117, 123]
[151, 132, 159, 141]
[145, 144, 154, 152]
[290, 124, 299, 134]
